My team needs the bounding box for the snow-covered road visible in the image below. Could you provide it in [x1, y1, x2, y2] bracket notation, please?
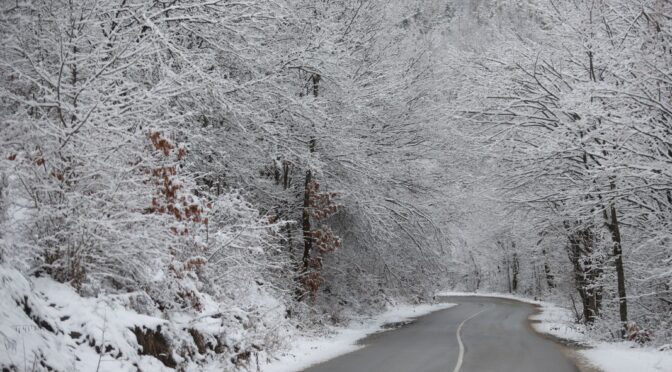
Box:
[300, 296, 578, 372]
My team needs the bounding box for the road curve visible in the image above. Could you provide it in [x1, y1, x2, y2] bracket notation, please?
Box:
[300, 296, 579, 372]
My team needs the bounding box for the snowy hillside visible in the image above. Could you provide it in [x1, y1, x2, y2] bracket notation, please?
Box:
[1, 0, 671, 371]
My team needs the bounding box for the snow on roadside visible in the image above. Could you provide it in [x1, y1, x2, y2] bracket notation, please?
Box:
[260, 302, 456, 372]
[0, 263, 282, 372]
[436, 291, 590, 339]
[437, 291, 672, 372]
[0, 265, 171, 372]
[581, 342, 672, 372]
[529, 301, 672, 372]
[436, 290, 544, 304]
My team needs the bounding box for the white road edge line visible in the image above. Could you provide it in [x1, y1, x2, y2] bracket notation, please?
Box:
[452, 308, 488, 372]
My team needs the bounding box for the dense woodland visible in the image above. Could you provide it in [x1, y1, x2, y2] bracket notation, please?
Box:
[0, 0, 670, 370]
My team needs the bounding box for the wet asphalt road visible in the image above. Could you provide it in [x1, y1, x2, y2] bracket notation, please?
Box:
[301, 296, 579, 372]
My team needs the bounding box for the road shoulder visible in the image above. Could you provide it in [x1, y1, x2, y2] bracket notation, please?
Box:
[260, 302, 456, 372]
[439, 291, 672, 372]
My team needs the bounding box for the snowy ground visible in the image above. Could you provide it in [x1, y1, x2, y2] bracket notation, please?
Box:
[0, 264, 284, 372]
[437, 291, 672, 372]
[4, 266, 669, 372]
[0, 265, 173, 372]
[259, 302, 456, 372]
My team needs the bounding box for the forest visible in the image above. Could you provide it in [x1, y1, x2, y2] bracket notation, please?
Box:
[0, 0, 670, 371]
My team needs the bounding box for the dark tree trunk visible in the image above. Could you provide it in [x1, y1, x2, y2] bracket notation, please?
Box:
[469, 252, 480, 291]
[311, 73, 321, 97]
[566, 224, 603, 324]
[605, 202, 628, 332]
[511, 252, 519, 292]
[298, 73, 320, 300]
[542, 248, 555, 289]
[301, 169, 313, 274]
[504, 256, 512, 293]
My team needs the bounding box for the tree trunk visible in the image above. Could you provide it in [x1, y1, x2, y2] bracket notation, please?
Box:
[542, 248, 555, 289]
[298, 73, 320, 299]
[605, 202, 628, 332]
[511, 252, 519, 293]
[505, 255, 512, 293]
[469, 252, 480, 291]
[566, 224, 602, 323]
[301, 169, 313, 274]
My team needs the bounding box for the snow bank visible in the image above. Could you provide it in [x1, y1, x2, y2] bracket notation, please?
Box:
[436, 290, 544, 304]
[437, 291, 589, 341]
[0, 265, 171, 372]
[581, 342, 672, 372]
[1, 261, 454, 372]
[528, 300, 589, 343]
[530, 301, 672, 372]
[437, 291, 672, 372]
[260, 302, 456, 372]
[0, 264, 288, 372]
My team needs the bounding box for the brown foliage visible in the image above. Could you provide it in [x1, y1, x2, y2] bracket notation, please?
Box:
[185, 257, 206, 271]
[148, 131, 175, 156]
[301, 179, 342, 301]
[50, 171, 64, 182]
[146, 131, 211, 312]
[311, 227, 341, 254]
[145, 131, 208, 233]
[307, 180, 340, 221]
[177, 147, 188, 160]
